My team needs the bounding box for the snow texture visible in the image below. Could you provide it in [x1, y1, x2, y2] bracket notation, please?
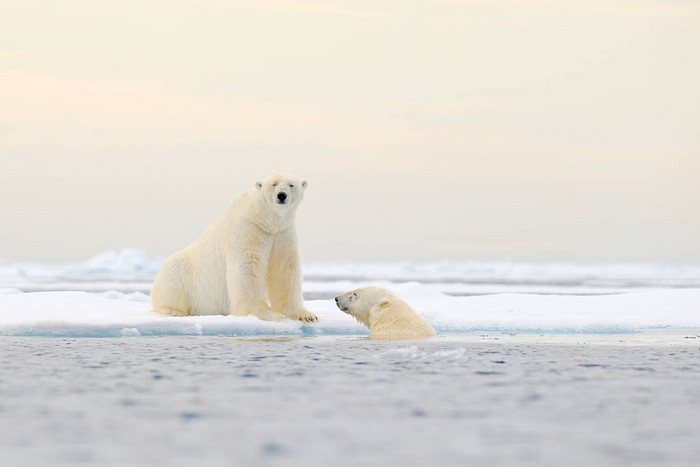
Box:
[3, 249, 700, 296]
[0, 250, 699, 337]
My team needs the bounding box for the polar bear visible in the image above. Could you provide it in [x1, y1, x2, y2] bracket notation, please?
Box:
[151, 173, 317, 322]
[335, 287, 436, 339]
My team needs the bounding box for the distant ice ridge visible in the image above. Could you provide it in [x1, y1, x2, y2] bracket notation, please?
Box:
[1, 284, 699, 338]
[0, 249, 162, 277]
[304, 260, 700, 288]
[73, 249, 161, 274]
[1, 249, 700, 296]
[4, 248, 700, 281]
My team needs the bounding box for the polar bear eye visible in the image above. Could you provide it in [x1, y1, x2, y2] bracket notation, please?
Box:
[289, 184, 294, 188]
[272, 183, 278, 187]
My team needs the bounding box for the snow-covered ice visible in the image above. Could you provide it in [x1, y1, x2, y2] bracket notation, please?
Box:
[3, 249, 700, 295]
[1, 286, 700, 337]
[1, 250, 700, 337]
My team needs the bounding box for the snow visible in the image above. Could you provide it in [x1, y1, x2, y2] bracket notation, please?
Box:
[303, 259, 700, 288]
[1, 250, 699, 337]
[0, 285, 699, 338]
[3, 249, 700, 295]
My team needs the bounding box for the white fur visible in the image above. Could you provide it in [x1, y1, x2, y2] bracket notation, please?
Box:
[335, 287, 436, 340]
[151, 173, 316, 322]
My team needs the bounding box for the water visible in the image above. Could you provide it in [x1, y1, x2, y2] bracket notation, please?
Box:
[2, 336, 699, 467]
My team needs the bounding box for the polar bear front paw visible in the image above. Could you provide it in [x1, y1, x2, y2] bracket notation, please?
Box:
[289, 309, 318, 323]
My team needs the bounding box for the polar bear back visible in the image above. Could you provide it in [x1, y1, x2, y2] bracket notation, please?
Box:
[369, 297, 437, 340]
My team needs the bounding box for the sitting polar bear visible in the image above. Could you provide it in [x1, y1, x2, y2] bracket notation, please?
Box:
[335, 287, 436, 340]
[151, 173, 317, 322]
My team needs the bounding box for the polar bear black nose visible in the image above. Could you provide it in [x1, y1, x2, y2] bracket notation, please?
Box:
[334, 297, 339, 303]
[277, 192, 287, 202]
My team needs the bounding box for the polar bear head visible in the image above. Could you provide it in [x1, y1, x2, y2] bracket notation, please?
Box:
[256, 173, 307, 211]
[334, 286, 394, 326]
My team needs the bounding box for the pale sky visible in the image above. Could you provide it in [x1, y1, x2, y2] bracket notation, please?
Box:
[1, 1, 699, 263]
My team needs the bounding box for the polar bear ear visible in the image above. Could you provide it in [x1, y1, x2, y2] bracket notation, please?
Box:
[379, 299, 390, 308]
[302, 180, 307, 189]
[255, 181, 263, 190]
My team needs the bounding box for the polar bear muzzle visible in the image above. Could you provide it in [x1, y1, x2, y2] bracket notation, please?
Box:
[276, 192, 288, 204]
[334, 296, 349, 312]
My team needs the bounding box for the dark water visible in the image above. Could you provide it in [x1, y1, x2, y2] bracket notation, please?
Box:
[1, 336, 699, 467]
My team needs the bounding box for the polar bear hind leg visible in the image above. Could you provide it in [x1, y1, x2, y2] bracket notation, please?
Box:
[151, 253, 192, 317]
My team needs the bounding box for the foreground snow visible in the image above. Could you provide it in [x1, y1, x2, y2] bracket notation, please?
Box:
[1, 284, 699, 337]
[2, 250, 699, 337]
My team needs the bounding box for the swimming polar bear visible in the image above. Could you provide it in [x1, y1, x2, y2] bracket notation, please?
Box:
[151, 173, 317, 322]
[335, 287, 436, 339]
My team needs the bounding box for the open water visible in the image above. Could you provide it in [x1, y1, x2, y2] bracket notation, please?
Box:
[1, 335, 699, 467]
